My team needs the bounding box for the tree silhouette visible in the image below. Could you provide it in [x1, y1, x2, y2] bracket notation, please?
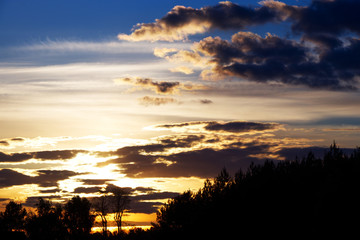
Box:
[25, 198, 67, 240]
[91, 190, 110, 237]
[0, 201, 27, 232]
[64, 196, 94, 240]
[107, 185, 130, 234]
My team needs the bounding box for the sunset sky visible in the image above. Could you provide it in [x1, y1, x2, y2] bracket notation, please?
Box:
[1, 0, 360, 227]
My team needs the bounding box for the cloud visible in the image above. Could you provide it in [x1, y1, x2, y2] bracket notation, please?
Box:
[115, 76, 207, 95]
[0, 149, 85, 162]
[119, 0, 360, 42]
[119, 1, 360, 90]
[153, 120, 282, 134]
[0, 169, 79, 188]
[153, 47, 178, 58]
[109, 144, 271, 178]
[11, 138, 25, 142]
[0, 141, 9, 146]
[99, 121, 288, 178]
[0, 152, 33, 162]
[288, 0, 360, 36]
[33, 150, 86, 160]
[138, 96, 179, 106]
[154, 48, 205, 66]
[193, 32, 359, 90]
[73, 186, 102, 194]
[129, 191, 179, 214]
[169, 66, 194, 75]
[278, 146, 355, 161]
[118, 2, 283, 42]
[199, 99, 213, 104]
[204, 121, 281, 133]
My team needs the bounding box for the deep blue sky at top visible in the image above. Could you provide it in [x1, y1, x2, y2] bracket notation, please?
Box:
[0, 0, 310, 46]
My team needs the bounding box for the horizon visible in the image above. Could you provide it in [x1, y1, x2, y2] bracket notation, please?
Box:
[1, 0, 360, 227]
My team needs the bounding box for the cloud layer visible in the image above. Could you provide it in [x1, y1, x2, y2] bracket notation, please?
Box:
[0, 169, 78, 188]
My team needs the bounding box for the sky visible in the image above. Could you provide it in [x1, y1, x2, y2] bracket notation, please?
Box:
[1, 0, 360, 227]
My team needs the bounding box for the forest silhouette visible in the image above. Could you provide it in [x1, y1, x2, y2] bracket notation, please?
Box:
[1, 143, 360, 239]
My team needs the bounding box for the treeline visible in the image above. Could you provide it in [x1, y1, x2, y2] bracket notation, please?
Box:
[0, 187, 130, 240]
[1, 143, 360, 239]
[152, 143, 360, 239]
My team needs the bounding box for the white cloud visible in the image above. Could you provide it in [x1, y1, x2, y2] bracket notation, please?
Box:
[18, 39, 192, 54]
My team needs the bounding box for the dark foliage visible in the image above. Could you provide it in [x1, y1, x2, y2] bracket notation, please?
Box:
[25, 196, 94, 240]
[64, 196, 95, 240]
[0, 201, 27, 240]
[152, 143, 360, 239]
[25, 198, 67, 240]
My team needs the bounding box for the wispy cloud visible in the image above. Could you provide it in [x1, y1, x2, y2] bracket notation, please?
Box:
[114, 76, 208, 95]
[151, 120, 283, 135]
[138, 96, 179, 106]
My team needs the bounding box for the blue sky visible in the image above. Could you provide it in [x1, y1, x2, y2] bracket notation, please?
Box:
[0, 0, 359, 227]
[0, 0, 311, 45]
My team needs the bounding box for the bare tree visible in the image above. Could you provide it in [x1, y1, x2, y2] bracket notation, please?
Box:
[107, 186, 131, 234]
[92, 190, 110, 237]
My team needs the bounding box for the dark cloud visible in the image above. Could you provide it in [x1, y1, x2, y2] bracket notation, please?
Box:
[197, 32, 358, 90]
[99, 120, 287, 178]
[302, 33, 343, 51]
[116, 77, 207, 95]
[33, 150, 85, 160]
[118, 77, 180, 95]
[24, 195, 65, 207]
[132, 191, 179, 201]
[40, 188, 62, 194]
[0, 169, 79, 188]
[134, 187, 157, 193]
[278, 146, 355, 161]
[290, 0, 360, 35]
[0, 141, 9, 146]
[204, 121, 280, 133]
[119, 1, 360, 90]
[73, 186, 102, 194]
[120, 147, 269, 178]
[107, 138, 273, 178]
[199, 99, 213, 104]
[11, 137, 25, 142]
[128, 191, 179, 214]
[128, 201, 164, 214]
[80, 179, 112, 185]
[154, 120, 281, 134]
[0, 138, 25, 147]
[119, 0, 360, 42]
[118, 1, 283, 41]
[0, 152, 33, 162]
[0, 149, 84, 162]
[154, 121, 202, 129]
